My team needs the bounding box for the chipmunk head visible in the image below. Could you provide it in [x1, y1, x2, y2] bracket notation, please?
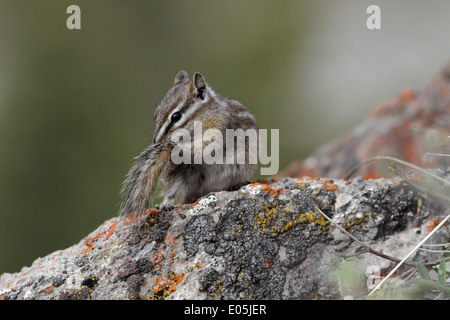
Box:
[152, 70, 217, 144]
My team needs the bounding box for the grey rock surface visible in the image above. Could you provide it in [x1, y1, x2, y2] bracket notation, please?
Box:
[278, 64, 450, 180]
[0, 175, 447, 300]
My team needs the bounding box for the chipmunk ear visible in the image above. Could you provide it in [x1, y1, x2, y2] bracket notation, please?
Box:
[192, 72, 207, 100]
[174, 70, 189, 85]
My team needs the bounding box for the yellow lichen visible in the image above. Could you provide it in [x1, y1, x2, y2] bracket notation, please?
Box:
[342, 212, 371, 231]
[254, 201, 328, 236]
[214, 280, 224, 300]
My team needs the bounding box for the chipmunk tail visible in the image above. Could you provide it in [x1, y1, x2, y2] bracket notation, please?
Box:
[119, 142, 173, 217]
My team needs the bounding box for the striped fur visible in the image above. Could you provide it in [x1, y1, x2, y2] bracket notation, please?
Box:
[119, 71, 258, 215]
[119, 142, 174, 215]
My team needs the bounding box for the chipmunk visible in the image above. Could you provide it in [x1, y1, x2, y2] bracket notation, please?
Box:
[119, 70, 258, 215]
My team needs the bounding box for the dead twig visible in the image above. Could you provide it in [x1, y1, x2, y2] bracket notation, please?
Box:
[314, 205, 444, 268]
[342, 154, 450, 296]
[368, 210, 450, 296]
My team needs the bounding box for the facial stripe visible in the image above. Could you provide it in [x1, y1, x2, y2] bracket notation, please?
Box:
[161, 95, 184, 130]
[182, 99, 212, 129]
[154, 96, 185, 143]
[154, 94, 199, 143]
[169, 93, 209, 133]
[154, 87, 216, 143]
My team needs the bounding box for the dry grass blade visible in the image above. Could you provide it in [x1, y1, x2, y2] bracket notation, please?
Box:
[345, 156, 450, 188]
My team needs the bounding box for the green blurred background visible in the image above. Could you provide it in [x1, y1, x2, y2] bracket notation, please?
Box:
[1, 0, 450, 274]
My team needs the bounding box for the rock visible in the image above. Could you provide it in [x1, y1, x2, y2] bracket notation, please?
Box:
[1, 65, 449, 300]
[278, 63, 450, 179]
[0, 175, 447, 300]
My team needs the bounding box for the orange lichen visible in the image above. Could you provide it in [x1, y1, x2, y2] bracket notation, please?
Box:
[152, 249, 165, 269]
[81, 237, 95, 254]
[151, 272, 185, 300]
[322, 179, 338, 191]
[425, 217, 441, 231]
[401, 138, 422, 164]
[266, 254, 272, 268]
[397, 88, 416, 104]
[122, 208, 157, 226]
[258, 178, 277, 184]
[249, 182, 269, 188]
[106, 220, 118, 239]
[261, 185, 284, 198]
[80, 219, 119, 254]
[163, 234, 177, 246]
[297, 177, 339, 191]
[186, 261, 204, 270]
[248, 181, 285, 198]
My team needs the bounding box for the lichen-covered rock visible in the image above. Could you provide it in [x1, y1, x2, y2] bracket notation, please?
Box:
[0, 175, 446, 300]
[279, 64, 450, 180]
[2, 64, 450, 300]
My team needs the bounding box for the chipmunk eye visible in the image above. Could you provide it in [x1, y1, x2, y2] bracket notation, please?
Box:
[171, 111, 182, 123]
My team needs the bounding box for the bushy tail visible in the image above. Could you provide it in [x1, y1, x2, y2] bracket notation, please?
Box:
[119, 142, 173, 216]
